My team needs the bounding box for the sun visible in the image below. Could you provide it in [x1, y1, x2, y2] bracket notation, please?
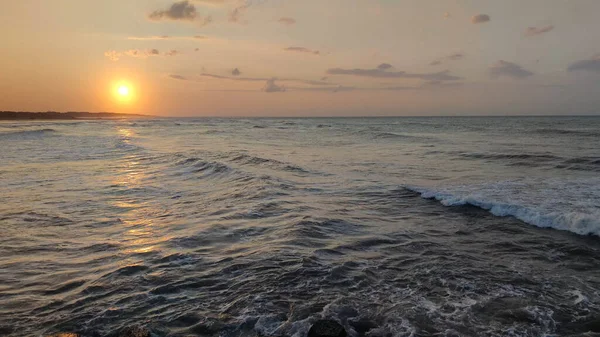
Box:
[112, 81, 136, 104]
[118, 85, 130, 97]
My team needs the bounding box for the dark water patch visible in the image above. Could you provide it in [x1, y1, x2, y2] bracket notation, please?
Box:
[535, 128, 600, 137]
[100, 265, 149, 280]
[42, 280, 87, 296]
[372, 132, 433, 142]
[458, 152, 559, 161]
[284, 218, 363, 240]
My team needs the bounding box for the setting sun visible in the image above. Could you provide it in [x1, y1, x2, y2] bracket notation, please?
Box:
[118, 85, 129, 97]
[112, 81, 136, 104]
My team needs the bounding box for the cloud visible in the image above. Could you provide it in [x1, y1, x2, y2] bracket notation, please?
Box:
[430, 53, 464, 66]
[104, 50, 121, 61]
[263, 78, 286, 93]
[421, 80, 464, 88]
[489, 60, 534, 79]
[471, 14, 490, 24]
[202, 73, 267, 81]
[326, 65, 461, 81]
[193, 0, 227, 5]
[149, 1, 197, 20]
[124, 49, 162, 58]
[149, 0, 212, 25]
[200, 73, 339, 87]
[170, 74, 188, 80]
[128, 35, 170, 40]
[278, 17, 296, 25]
[525, 25, 554, 37]
[127, 35, 207, 40]
[165, 50, 179, 56]
[232, 68, 241, 76]
[377, 63, 393, 70]
[284, 46, 320, 55]
[567, 55, 600, 73]
[229, 0, 251, 23]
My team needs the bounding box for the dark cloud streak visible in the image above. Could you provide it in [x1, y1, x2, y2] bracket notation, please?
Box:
[489, 60, 534, 79]
[326, 65, 461, 81]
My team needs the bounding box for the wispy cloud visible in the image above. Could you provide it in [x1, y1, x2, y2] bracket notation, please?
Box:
[165, 50, 180, 56]
[278, 17, 296, 25]
[104, 50, 121, 61]
[149, 0, 212, 25]
[128, 35, 207, 41]
[567, 55, 600, 73]
[125, 49, 161, 58]
[377, 63, 393, 70]
[430, 53, 464, 66]
[524, 25, 554, 37]
[170, 72, 464, 93]
[201, 73, 267, 81]
[489, 60, 534, 79]
[170, 74, 188, 80]
[229, 0, 251, 24]
[471, 14, 490, 24]
[326, 65, 461, 81]
[284, 46, 320, 55]
[263, 78, 286, 93]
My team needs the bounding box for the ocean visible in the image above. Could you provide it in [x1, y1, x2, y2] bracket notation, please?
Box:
[0, 116, 599, 337]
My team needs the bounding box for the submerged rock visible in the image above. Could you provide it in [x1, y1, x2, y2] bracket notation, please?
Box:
[308, 320, 347, 337]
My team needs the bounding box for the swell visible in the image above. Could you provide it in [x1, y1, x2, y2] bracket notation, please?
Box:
[372, 132, 434, 142]
[404, 186, 600, 237]
[456, 152, 600, 172]
[0, 129, 57, 138]
[227, 153, 311, 174]
[535, 128, 600, 137]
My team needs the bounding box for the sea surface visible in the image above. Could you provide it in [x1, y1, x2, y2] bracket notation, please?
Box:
[0, 116, 599, 337]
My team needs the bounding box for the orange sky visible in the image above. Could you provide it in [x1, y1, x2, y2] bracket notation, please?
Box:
[1, 0, 600, 116]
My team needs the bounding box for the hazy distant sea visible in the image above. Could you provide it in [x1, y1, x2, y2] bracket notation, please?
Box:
[1, 116, 599, 337]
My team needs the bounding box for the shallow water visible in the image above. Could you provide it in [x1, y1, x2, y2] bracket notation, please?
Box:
[0, 116, 599, 337]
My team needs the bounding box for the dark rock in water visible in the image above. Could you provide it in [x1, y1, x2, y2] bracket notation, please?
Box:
[585, 317, 600, 332]
[119, 326, 151, 337]
[348, 318, 377, 335]
[308, 320, 347, 337]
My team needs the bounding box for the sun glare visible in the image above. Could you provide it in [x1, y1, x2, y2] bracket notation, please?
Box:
[112, 81, 135, 104]
[118, 85, 129, 97]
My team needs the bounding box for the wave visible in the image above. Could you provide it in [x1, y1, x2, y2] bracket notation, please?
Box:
[373, 132, 430, 141]
[458, 152, 559, 161]
[457, 152, 600, 172]
[0, 128, 57, 138]
[229, 153, 311, 174]
[535, 128, 600, 137]
[174, 157, 231, 176]
[404, 185, 600, 237]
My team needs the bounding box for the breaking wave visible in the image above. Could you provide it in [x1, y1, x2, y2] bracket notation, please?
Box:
[405, 185, 600, 237]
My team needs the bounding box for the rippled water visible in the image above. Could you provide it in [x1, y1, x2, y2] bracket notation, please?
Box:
[0, 116, 599, 337]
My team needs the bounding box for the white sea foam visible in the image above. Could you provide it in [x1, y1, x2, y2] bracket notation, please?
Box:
[406, 178, 600, 237]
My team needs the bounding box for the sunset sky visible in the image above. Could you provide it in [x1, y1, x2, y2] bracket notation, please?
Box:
[2, 0, 600, 116]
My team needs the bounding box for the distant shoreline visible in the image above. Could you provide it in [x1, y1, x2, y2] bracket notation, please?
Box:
[0, 111, 153, 120]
